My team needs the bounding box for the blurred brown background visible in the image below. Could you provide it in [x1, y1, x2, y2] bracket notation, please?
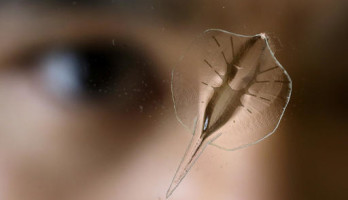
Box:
[0, 0, 347, 200]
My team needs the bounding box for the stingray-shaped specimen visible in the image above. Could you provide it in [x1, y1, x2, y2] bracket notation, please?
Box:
[166, 29, 292, 198]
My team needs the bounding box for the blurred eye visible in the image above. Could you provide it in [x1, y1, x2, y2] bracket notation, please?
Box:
[25, 39, 164, 113]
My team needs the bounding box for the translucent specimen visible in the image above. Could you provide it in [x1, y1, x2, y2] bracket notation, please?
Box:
[167, 29, 292, 198]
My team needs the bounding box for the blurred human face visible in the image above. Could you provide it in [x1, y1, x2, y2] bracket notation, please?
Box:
[0, 1, 318, 200]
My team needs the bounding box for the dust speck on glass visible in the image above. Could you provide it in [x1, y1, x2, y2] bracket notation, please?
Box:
[167, 29, 292, 198]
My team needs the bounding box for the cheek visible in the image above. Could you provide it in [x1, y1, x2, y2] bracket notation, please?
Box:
[0, 71, 143, 170]
[0, 66, 177, 200]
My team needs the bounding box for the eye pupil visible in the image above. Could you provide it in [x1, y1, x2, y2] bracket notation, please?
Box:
[80, 47, 117, 96]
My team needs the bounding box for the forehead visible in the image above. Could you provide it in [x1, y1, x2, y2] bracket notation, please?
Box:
[0, 5, 195, 73]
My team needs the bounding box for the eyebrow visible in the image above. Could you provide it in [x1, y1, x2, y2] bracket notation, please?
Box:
[0, 6, 194, 78]
[0, 9, 141, 68]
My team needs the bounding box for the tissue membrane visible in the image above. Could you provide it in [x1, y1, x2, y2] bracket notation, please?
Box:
[171, 29, 292, 151]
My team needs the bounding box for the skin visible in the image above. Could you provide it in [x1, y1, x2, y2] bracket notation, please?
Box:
[0, 6, 289, 200]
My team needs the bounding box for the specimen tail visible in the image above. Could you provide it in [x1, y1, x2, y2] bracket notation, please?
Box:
[166, 117, 221, 198]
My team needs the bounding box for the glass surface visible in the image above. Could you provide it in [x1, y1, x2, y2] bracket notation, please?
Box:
[0, 1, 346, 200]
